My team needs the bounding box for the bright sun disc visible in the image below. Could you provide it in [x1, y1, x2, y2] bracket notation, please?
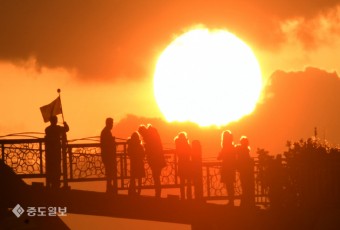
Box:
[154, 28, 263, 126]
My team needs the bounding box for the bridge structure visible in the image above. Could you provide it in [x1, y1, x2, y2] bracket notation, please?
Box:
[2, 136, 318, 230]
[0, 136, 269, 204]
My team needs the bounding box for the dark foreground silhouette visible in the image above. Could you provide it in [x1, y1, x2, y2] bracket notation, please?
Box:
[0, 161, 70, 229]
[1, 159, 340, 230]
[1, 131, 340, 229]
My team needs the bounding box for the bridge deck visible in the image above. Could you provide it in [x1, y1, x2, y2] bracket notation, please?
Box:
[3, 184, 340, 230]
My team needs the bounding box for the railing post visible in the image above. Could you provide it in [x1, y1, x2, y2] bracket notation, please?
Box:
[1, 143, 4, 161]
[174, 152, 178, 186]
[122, 142, 127, 189]
[62, 144, 68, 189]
[250, 158, 255, 206]
[113, 141, 118, 192]
[206, 166, 211, 198]
[39, 139, 43, 175]
[192, 153, 203, 200]
[68, 146, 73, 180]
[120, 153, 124, 190]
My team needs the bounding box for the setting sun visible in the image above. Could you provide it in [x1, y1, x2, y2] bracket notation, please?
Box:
[154, 28, 263, 126]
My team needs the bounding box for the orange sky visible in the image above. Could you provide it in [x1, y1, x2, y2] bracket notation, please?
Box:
[1, 0, 340, 228]
[1, 0, 340, 154]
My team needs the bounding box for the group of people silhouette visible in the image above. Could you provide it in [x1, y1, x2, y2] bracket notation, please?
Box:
[99, 118, 165, 197]
[44, 116, 254, 206]
[218, 130, 255, 207]
[174, 132, 203, 200]
[130, 124, 166, 197]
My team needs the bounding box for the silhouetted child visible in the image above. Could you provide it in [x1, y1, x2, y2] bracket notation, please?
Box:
[191, 140, 203, 200]
[174, 132, 192, 200]
[236, 136, 255, 207]
[127, 132, 145, 195]
[138, 124, 166, 198]
[45, 115, 69, 190]
[217, 130, 236, 206]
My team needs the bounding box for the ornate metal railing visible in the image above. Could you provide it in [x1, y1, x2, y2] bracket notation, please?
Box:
[0, 139, 45, 178]
[0, 138, 268, 203]
[203, 161, 240, 199]
[66, 143, 178, 190]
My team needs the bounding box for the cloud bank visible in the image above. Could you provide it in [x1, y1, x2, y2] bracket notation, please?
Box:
[114, 67, 340, 155]
[1, 0, 339, 81]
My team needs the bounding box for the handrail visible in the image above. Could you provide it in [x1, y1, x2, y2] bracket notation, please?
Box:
[0, 137, 298, 206]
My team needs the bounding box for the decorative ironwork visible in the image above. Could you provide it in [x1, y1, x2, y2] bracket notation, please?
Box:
[118, 150, 178, 188]
[0, 139, 44, 176]
[0, 138, 268, 203]
[161, 151, 177, 186]
[66, 143, 178, 189]
[202, 163, 242, 198]
[68, 145, 104, 179]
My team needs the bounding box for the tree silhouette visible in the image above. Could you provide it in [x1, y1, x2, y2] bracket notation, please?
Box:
[257, 137, 340, 209]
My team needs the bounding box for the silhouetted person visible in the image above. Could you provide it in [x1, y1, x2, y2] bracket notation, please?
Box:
[236, 136, 255, 208]
[45, 115, 69, 190]
[100, 118, 117, 194]
[217, 130, 236, 206]
[174, 132, 192, 200]
[138, 124, 166, 198]
[191, 140, 203, 200]
[127, 131, 145, 196]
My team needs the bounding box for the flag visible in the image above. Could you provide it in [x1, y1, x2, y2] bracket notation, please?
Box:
[40, 96, 62, 123]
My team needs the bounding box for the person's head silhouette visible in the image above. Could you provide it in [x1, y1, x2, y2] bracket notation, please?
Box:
[131, 131, 141, 143]
[106, 118, 114, 130]
[240, 136, 249, 147]
[179, 132, 187, 139]
[49, 115, 58, 125]
[221, 130, 233, 148]
[138, 125, 147, 136]
[176, 132, 188, 141]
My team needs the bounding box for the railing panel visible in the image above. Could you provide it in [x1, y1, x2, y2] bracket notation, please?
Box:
[202, 162, 243, 199]
[0, 139, 45, 176]
[68, 144, 105, 180]
[1, 139, 270, 203]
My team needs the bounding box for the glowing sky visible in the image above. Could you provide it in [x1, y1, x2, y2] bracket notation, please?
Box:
[1, 0, 339, 154]
[1, 1, 340, 229]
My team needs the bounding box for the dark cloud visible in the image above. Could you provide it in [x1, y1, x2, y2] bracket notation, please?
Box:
[232, 67, 340, 153]
[1, 0, 339, 81]
[115, 67, 340, 155]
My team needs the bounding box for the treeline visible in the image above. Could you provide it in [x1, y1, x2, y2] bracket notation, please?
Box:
[257, 138, 340, 209]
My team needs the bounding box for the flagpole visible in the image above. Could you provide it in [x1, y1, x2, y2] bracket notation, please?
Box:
[57, 88, 69, 189]
[57, 88, 65, 124]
